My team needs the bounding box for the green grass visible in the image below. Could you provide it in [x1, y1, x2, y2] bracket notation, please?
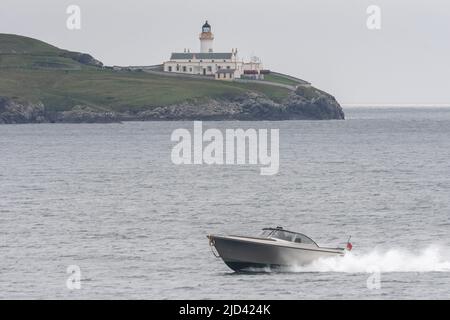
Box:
[0, 33, 290, 112]
[0, 54, 84, 69]
[0, 68, 290, 112]
[263, 73, 301, 86]
[0, 34, 60, 54]
[230, 81, 289, 103]
[295, 85, 323, 100]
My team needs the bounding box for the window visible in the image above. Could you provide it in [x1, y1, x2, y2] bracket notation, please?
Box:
[176, 65, 180, 71]
[259, 229, 273, 238]
[189, 67, 192, 72]
[271, 231, 294, 242]
[293, 234, 315, 245]
[168, 66, 172, 72]
[182, 66, 187, 72]
[226, 66, 230, 69]
[207, 66, 212, 72]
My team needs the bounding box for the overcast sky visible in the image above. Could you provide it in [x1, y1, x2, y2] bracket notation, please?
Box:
[1, 0, 449, 105]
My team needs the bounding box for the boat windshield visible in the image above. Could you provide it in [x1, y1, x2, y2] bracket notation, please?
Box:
[258, 229, 274, 238]
[269, 229, 317, 245]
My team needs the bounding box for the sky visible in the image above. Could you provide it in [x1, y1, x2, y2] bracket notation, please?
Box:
[0, 0, 449, 105]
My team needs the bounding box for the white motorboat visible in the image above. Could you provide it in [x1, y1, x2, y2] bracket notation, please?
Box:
[207, 227, 351, 272]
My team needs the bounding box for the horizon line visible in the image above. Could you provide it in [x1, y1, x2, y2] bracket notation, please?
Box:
[342, 104, 450, 108]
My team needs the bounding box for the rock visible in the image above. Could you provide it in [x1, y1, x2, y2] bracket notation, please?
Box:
[49, 105, 119, 123]
[59, 51, 104, 67]
[0, 97, 46, 124]
[0, 98, 119, 124]
[123, 88, 345, 121]
[1, 86, 344, 124]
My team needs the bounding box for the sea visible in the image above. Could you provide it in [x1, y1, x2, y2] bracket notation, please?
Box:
[0, 107, 449, 299]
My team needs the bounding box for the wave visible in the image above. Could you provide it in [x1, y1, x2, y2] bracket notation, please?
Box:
[289, 245, 450, 273]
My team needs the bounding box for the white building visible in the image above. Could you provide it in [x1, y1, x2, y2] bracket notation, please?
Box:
[163, 21, 264, 81]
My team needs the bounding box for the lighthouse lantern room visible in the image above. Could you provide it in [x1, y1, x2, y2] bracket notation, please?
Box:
[199, 21, 214, 53]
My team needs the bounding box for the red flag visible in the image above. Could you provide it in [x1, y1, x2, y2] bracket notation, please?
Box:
[346, 242, 353, 251]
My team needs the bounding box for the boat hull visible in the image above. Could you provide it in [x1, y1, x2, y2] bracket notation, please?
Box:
[210, 235, 344, 272]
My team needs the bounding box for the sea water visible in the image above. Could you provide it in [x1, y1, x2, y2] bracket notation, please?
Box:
[0, 107, 449, 299]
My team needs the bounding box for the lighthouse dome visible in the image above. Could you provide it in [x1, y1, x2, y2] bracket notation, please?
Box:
[202, 21, 211, 33]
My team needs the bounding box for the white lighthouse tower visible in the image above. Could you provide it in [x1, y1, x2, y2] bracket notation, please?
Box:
[199, 20, 214, 53]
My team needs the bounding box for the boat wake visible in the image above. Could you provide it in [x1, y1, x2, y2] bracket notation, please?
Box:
[289, 245, 450, 273]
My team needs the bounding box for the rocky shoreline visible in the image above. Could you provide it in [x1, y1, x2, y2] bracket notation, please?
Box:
[0, 89, 344, 124]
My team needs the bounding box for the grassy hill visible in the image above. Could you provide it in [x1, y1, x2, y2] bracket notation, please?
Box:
[0, 34, 291, 113]
[1, 34, 344, 122]
[0, 34, 61, 54]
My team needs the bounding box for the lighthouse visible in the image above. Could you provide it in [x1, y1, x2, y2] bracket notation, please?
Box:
[199, 20, 214, 53]
[163, 20, 264, 81]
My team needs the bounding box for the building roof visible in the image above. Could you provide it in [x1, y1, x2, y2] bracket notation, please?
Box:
[170, 52, 233, 60]
[202, 21, 211, 29]
[216, 68, 236, 74]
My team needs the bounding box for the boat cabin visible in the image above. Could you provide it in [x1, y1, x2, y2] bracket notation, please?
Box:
[259, 227, 318, 246]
